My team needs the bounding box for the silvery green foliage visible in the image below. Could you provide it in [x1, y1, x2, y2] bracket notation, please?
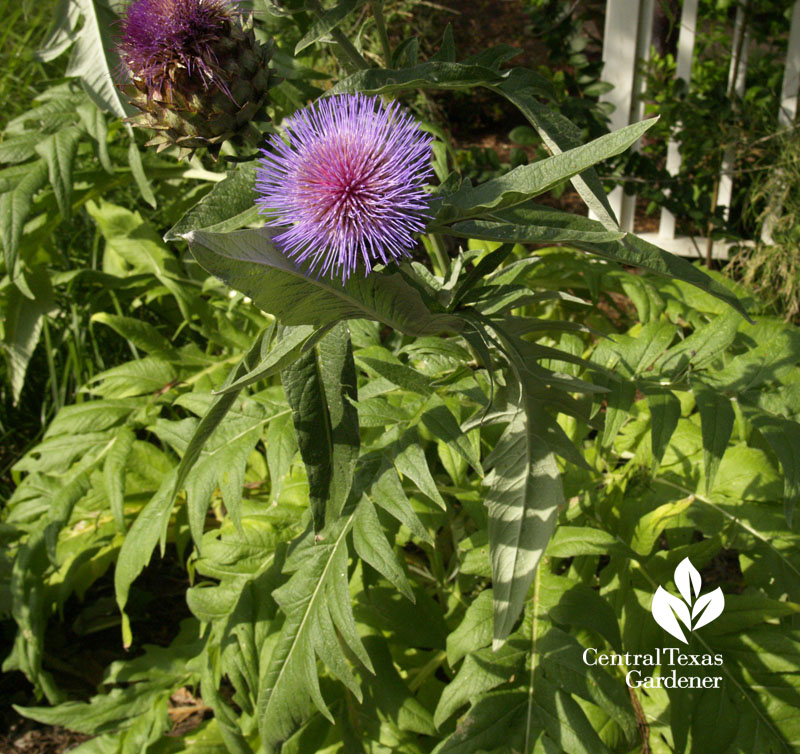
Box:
[3, 3, 800, 754]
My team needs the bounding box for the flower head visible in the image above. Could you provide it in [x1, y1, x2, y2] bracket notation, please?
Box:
[117, 0, 274, 160]
[119, 0, 237, 98]
[255, 94, 434, 282]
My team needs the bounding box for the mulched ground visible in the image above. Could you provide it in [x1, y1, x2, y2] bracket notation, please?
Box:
[0, 722, 90, 754]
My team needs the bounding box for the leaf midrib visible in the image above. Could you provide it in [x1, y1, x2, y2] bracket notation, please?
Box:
[259, 511, 356, 724]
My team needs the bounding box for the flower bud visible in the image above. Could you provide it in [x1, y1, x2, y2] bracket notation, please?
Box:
[118, 0, 276, 159]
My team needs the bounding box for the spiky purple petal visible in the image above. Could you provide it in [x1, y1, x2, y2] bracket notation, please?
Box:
[255, 94, 434, 282]
[119, 0, 236, 96]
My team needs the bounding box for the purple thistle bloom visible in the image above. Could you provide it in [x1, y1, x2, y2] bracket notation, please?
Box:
[255, 94, 434, 282]
[119, 0, 236, 97]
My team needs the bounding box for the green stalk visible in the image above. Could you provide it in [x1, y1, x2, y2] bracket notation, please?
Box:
[427, 233, 450, 278]
[370, 0, 392, 67]
[331, 30, 371, 71]
[109, 291, 139, 361]
[41, 317, 60, 412]
[307, 0, 371, 71]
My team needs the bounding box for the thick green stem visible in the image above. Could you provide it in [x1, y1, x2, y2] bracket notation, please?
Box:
[330, 29, 371, 71]
[370, 0, 392, 66]
[428, 233, 450, 278]
[307, 0, 371, 71]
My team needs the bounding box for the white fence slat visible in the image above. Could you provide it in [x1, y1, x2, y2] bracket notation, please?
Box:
[659, 0, 699, 241]
[779, 0, 800, 126]
[599, 0, 644, 225]
[718, 1, 750, 221]
[620, 0, 656, 231]
[762, 0, 800, 242]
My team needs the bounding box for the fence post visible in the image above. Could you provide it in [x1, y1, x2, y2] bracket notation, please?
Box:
[597, 0, 644, 229]
[716, 0, 750, 225]
[658, 0, 699, 241]
[761, 0, 800, 243]
[779, 0, 800, 127]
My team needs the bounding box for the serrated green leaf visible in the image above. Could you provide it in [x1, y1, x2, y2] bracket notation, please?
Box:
[537, 629, 636, 742]
[546, 583, 621, 650]
[366, 456, 432, 545]
[596, 374, 636, 448]
[114, 468, 178, 647]
[15, 683, 173, 736]
[295, 0, 368, 54]
[44, 398, 139, 438]
[317, 324, 360, 523]
[355, 347, 433, 396]
[434, 640, 527, 728]
[393, 428, 446, 509]
[491, 74, 617, 224]
[578, 234, 751, 322]
[66, 0, 131, 120]
[485, 405, 562, 646]
[630, 495, 693, 556]
[693, 381, 734, 495]
[2, 265, 56, 403]
[165, 163, 259, 241]
[37, 0, 82, 62]
[743, 407, 800, 526]
[437, 119, 655, 218]
[0, 159, 48, 282]
[447, 217, 625, 244]
[656, 309, 740, 377]
[705, 324, 800, 392]
[266, 411, 297, 504]
[85, 357, 176, 398]
[34, 126, 81, 221]
[353, 496, 413, 600]
[593, 320, 677, 377]
[159, 396, 272, 543]
[256, 516, 371, 752]
[533, 675, 612, 754]
[361, 634, 436, 735]
[7, 528, 63, 703]
[0, 134, 44, 164]
[186, 228, 463, 336]
[104, 426, 135, 532]
[330, 61, 505, 96]
[447, 589, 494, 665]
[76, 101, 112, 173]
[171, 330, 274, 533]
[13, 431, 115, 474]
[91, 313, 175, 355]
[645, 387, 681, 470]
[546, 526, 623, 558]
[282, 345, 332, 532]
[217, 324, 318, 395]
[421, 394, 483, 474]
[433, 689, 528, 754]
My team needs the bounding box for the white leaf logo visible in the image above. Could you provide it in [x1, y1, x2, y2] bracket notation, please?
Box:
[650, 557, 725, 643]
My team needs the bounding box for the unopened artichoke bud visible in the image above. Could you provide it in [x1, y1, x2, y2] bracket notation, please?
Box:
[118, 0, 276, 160]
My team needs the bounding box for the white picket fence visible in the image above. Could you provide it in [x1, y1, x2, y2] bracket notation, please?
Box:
[598, 0, 800, 257]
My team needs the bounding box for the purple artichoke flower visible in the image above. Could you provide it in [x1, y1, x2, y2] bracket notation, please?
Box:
[119, 0, 235, 98]
[255, 93, 434, 282]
